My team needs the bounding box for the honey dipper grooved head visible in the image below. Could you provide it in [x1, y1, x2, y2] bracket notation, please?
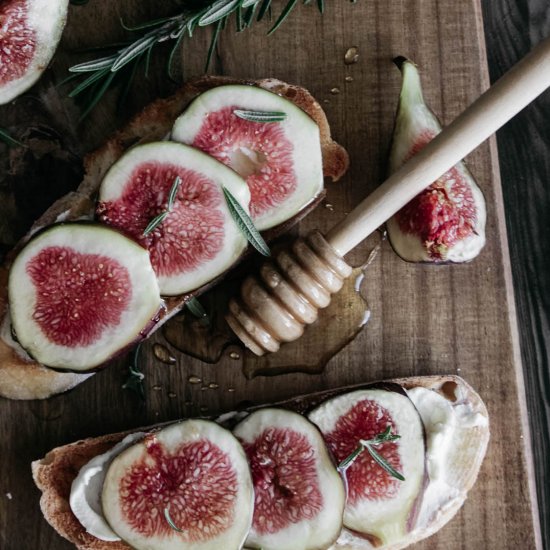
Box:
[226, 231, 352, 356]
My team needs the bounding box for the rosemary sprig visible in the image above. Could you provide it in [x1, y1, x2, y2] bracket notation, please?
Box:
[338, 426, 405, 481]
[234, 109, 287, 122]
[142, 176, 181, 236]
[122, 343, 145, 401]
[223, 187, 270, 256]
[143, 211, 169, 236]
[0, 127, 23, 148]
[66, 0, 347, 117]
[164, 505, 185, 533]
[185, 297, 211, 326]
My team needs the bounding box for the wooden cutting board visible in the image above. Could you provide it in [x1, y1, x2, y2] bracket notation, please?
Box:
[0, 0, 541, 548]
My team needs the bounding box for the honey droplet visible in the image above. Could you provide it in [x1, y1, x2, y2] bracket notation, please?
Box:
[188, 375, 202, 384]
[208, 382, 219, 389]
[168, 392, 177, 398]
[345, 76, 354, 82]
[344, 46, 359, 65]
[153, 343, 176, 365]
[229, 351, 240, 360]
[330, 87, 341, 95]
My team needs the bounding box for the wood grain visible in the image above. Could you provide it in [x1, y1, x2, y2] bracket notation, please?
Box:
[481, 1, 550, 548]
[0, 1, 541, 549]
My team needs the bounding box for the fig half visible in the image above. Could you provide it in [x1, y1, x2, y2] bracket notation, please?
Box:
[101, 420, 254, 550]
[233, 408, 345, 550]
[8, 223, 162, 371]
[97, 142, 250, 296]
[308, 388, 425, 546]
[171, 84, 324, 231]
[387, 58, 486, 262]
[0, 0, 69, 104]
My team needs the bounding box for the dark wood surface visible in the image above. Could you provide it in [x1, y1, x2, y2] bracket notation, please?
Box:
[0, 0, 546, 548]
[481, 1, 550, 548]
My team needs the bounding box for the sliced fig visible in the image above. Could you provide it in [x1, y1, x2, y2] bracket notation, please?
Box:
[0, 0, 69, 104]
[70, 432, 147, 542]
[96, 142, 250, 296]
[308, 389, 425, 546]
[101, 419, 254, 550]
[8, 223, 161, 371]
[233, 408, 345, 550]
[171, 84, 324, 231]
[387, 57, 486, 262]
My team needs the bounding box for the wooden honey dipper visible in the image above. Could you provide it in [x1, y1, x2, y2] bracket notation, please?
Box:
[226, 37, 550, 356]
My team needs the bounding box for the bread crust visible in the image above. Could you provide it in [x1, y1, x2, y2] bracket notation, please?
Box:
[32, 374, 489, 550]
[0, 77, 349, 400]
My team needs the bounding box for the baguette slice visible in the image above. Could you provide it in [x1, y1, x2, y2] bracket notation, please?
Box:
[32, 375, 489, 550]
[0, 77, 349, 400]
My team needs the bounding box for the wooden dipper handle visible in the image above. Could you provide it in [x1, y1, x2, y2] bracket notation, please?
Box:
[227, 37, 550, 355]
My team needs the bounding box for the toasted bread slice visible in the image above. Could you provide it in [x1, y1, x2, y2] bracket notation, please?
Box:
[0, 77, 349, 400]
[32, 375, 489, 550]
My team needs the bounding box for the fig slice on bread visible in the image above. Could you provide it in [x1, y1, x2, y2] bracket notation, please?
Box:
[233, 408, 345, 550]
[0, 77, 348, 400]
[8, 223, 162, 372]
[308, 387, 425, 547]
[171, 84, 324, 231]
[32, 375, 489, 550]
[101, 420, 254, 550]
[97, 142, 250, 296]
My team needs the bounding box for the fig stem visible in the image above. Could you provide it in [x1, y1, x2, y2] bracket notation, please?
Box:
[337, 426, 405, 481]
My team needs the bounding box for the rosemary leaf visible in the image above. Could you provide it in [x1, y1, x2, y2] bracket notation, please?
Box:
[0, 127, 23, 148]
[242, 0, 260, 6]
[243, 3, 258, 26]
[223, 187, 270, 257]
[69, 54, 118, 73]
[120, 15, 178, 32]
[236, 4, 244, 32]
[199, 0, 241, 26]
[337, 443, 364, 471]
[234, 109, 287, 123]
[363, 442, 405, 481]
[78, 71, 116, 120]
[205, 18, 224, 72]
[185, 297, 210, 326]
[317, 0, 325, 13]
[122, 343, 145, 401]
[112, 34, 158, 72]
[118, 51, 145, 110]
[164, 506, 185, 532]
[167, 29, 186, 81]
[143, 211, 169, 236]
[144, 45, 154, 78]
[268, 0, 299, 35]
[167, 176, 182, 210]
[69, 67, 110, 97]
[338, 426, 405, 481]
[257, 0, 272, 21]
